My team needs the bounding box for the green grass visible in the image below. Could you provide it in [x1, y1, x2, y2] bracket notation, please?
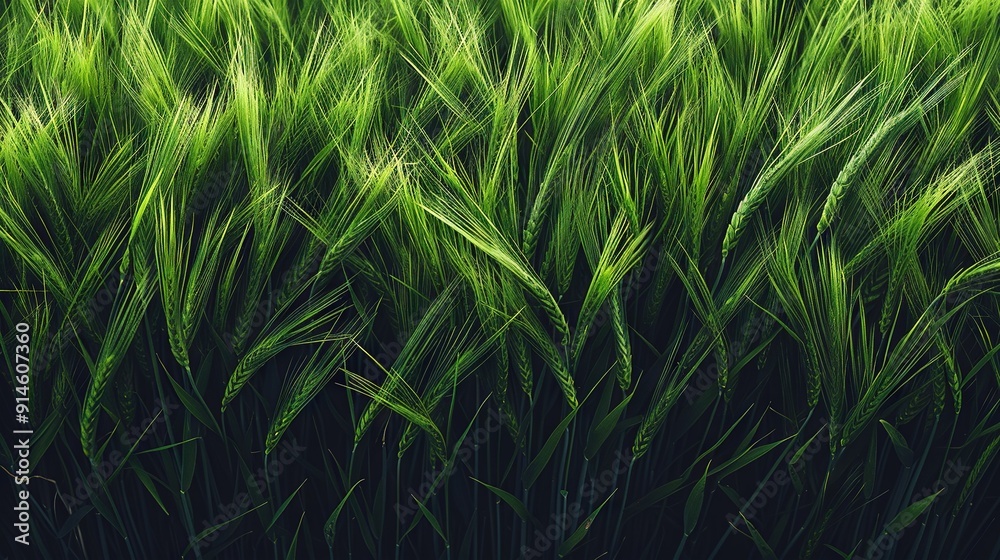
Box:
[2, 0, 1000, 558]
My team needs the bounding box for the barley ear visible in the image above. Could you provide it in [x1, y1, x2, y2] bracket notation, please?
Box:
[609, 288, 632, 390]
[954, 433, 1000, 513]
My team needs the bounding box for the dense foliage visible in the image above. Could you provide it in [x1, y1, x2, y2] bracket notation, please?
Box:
[2, 0, 1000, 558]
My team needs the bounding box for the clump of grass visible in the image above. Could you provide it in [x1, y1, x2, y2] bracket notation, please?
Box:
[3, 2, 1000, 559]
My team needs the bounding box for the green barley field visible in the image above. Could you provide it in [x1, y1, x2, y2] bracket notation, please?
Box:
[2, 0, 1000, 558]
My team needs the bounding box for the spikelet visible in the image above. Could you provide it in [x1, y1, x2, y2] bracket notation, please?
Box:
[749, 307, 778, 372]
[223, 342, 273, 408]
[935, 334, 961, 413]
[495, 337, 510, 397]
[522, 175, 556, 259]
[266, 355, 339, 454]
[721, 194, 757, 261]
[166, 319, 189, 370]
[530, 279, 570, 346]
[756, 343, 770, 372]
[608, 288, 632, 390]
[819, 73, 963, 236]
[803, 508, 833, 559]
[316, 215, 377, 281]
[490, 343, 522, 440]
[896, 383, 931, 426]
[723, 75, 874, 260]
[80, 274, 152, 461]
[275, 239, 323, 310]
[498, 395, 521, 442]
[816, 108, 917, 235]
[81, 354, 121, 460]
[632, 383, 685, 459]
[555, 236, 574, 297]
[120, 247, 131, 278]
[721, 158, 786, 261]
[232, 301, 256, 355]
[398, 422, 420, 457]
[51, 366, 72, 414]
[932, 364, 946, 416]
[132, 329, 151, 375]
[511, 334, 533, 397]
[535, 332, 577, 408]
[539, 229, 557, 289]
[716, 331, 730, 400]
[803, 346, 821, 407]
[840, 377, 891, 448]
[114, 369, 135, 427]
[642, 247, 670, 326]
[955, 434, 1000, 513]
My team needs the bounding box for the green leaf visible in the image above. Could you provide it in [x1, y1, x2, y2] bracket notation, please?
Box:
[324, 480, 364, 547]
[585, 391, 634, 460]
[557, 490, 616, 557]
[411, 493, 448, 545]
[712, 436, 795, 479]
[134, 437, 201, 455]
[470, 477, 539, 526]
[132, 465, 169, 516]
[739, 513, 778, 560]
[624, 477, 686, 519]
[885, 490, 941, 534]
[163, 360, 222, 436]
[182, 502, 269, 556]
[266, 478, 309, 533]
[684, 462, 710, 536]
[864, 434, 877, 499]
[789, 424, 827, 466]
[879, 419, 914, 467]
[180, 419, 197, 493]
[285, 512, 306, 560]
[524, 407, 580, 489]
